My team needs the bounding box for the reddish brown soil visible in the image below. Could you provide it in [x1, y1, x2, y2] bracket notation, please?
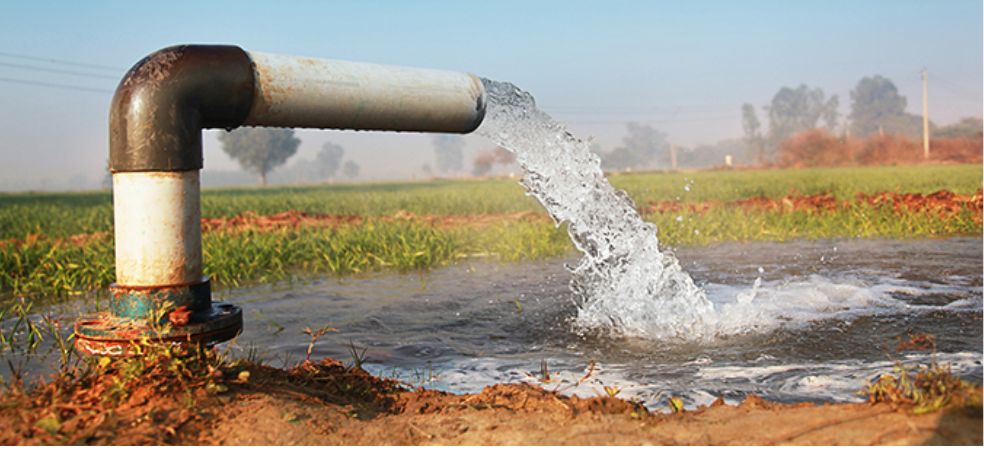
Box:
[199, 209, 546, 233]
[1, 358, 980, 445]
[644, 189, 983, 217]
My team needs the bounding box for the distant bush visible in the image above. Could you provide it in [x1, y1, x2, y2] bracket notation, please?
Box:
[779, 129, 854, 168]
[855, 134, 920, 165]
[930, 137, 983, 163]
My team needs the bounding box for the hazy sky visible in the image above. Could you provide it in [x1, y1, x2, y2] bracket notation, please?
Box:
[1, 0, 981, 190]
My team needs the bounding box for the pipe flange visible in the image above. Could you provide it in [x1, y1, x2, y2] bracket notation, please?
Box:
[74, 302, 242, 357]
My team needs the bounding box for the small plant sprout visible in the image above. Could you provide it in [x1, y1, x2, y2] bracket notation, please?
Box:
[537, 359, 554, 383]
[347, 339, 369, 370]
[302, 325, 338, 363]
[576, 360, 597, 386]
[603, 385, 621, 398]
[669, 396, 684, 413]
[862, 332, 978, 414]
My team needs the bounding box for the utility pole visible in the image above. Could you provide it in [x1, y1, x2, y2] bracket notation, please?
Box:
[922, 68, 930, 159]
[670, 144, 678, 171]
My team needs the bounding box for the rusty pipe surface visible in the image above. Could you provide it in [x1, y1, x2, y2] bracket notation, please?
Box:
[109, 45, 255, 172]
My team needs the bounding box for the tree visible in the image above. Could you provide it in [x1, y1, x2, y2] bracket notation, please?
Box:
[822, 95, 840, 130]
[741, 103, 765, 164]
[102, 159, 112, 191]
[848, 75, 923, 138]
[432, 135, 465, 174]
[471, 147, 515, 176]
[219, 128, 300, 185]
[601, 122, 670, 170]
[315, 141, 345, 180]
[765, 84, 839, 157]
[679, 138, 746, 168]
[342, 160, 360, 179]
[933, 117, 982, 139]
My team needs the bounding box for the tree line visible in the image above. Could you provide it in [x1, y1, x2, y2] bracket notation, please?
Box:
[219, 129, 360, 186]
[595, 74, 981, 171]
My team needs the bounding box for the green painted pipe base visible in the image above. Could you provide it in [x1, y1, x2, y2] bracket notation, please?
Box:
[75, 276, 242, 356]
[108, 277, 212, 321]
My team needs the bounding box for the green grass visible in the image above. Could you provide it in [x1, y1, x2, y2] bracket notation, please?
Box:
[1, 164, 979, 240]
[648, 202, 982, 246]
[0, 164, 980, 303]
[613, 164, 982, 204]
[0, 220, 572, 300]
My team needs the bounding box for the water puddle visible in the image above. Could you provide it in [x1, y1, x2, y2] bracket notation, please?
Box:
[217, 237, 981, 410]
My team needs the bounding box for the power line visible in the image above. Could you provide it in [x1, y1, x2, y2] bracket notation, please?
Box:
[0, 61, 118, 80]
[0, 50, 122, 72]
[0, 76, 113, 94]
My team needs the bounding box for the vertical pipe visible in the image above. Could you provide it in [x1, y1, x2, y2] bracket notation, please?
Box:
[113, 171, 202, 286]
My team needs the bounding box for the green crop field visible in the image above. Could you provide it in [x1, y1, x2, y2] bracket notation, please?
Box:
[0, 164, 980, 304]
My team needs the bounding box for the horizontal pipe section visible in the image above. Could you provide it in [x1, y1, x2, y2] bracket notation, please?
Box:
[113, 171, 202, 286]
[244, 51, 486, 133]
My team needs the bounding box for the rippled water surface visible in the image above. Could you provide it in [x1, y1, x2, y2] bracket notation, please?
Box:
[221, 237, 982, 410]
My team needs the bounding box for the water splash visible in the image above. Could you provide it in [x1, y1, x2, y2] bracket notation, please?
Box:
[477, 79, 714, 340]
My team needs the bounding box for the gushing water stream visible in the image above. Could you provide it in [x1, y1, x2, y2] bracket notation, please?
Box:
[477, 79, 713, 339]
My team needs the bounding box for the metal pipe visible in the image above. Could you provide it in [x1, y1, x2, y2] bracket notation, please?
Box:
[76, 44, 487, 355]
[245, 51, 485, 132]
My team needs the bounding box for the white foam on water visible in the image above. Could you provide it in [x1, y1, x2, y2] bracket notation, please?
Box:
[395, 351, 982, 412]
[694, 351, 984, 404]
[695, 274, 982, 336]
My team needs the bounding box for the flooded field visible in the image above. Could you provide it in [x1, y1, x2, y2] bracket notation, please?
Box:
[211, 237, 983, 411]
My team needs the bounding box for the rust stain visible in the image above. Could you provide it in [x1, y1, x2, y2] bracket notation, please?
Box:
[168, 305, 192, 327]
[123, 46, 183, 88]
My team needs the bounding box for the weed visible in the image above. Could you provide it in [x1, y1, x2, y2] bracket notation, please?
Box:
[409, 362, 439, 387]
[863, 333, 979, 414]
[863, 361, 978, 414]
[668, 396, 684, 413]
[537, 359, 553, 383]
[603, 385, 621, 398]
[346, 340, 368, 370]
[302, 325, 338, 363]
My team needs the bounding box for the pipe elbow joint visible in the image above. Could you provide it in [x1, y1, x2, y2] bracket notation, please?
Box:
[109, 45, 255, 172]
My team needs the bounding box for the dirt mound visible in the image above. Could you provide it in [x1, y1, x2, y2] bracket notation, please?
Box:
[1, 357, 980, 445]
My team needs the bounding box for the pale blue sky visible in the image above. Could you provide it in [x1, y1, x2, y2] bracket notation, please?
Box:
[1, 0, 980, 190]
